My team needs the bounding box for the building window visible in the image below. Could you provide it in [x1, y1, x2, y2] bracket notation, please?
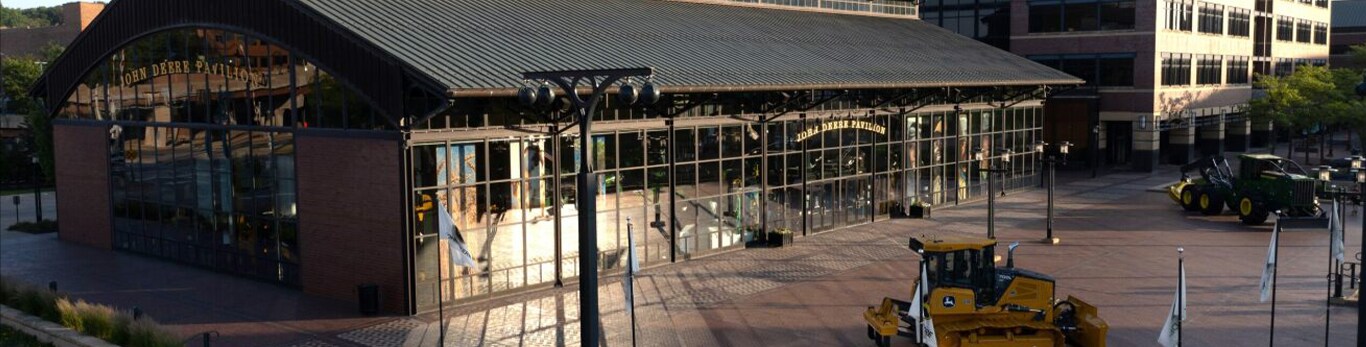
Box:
[1164, 0, 1193, 31]
[1313, 23, 1327, 45]
[1276, 17, 1293, 41]
[1227, 8, 1251, 37]
[1162, 53, 1192, 86]
[1315, 0, 1328, 8]
[1197, 3, 1224, 35]
[1227, 56, 1250, 84]
[1030, 53, 1135, 87]
[1296, 20, 1311, 43]
[1274, 58, 1294, 76]
[1028, 0, 1135, 33]
[1196, 55, 1222, 85]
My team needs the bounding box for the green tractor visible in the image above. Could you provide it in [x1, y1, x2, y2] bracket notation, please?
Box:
[1168, 154, 1321, 225]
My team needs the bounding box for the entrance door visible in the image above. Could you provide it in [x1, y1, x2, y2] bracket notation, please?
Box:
[807, 181, 839, 233]
[1106, 121, 1132, 167]
[842, 176, 871, 225]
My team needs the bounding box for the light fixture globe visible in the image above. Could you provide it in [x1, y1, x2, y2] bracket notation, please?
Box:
[517, 86, 538, 107]
[618, 84, 639, 105]
[1034, 141, 1047, 154]
[1059, 141, 1072, 155]
[639, 81, 661, 105]
[1318, 165, 1333, 182]
[536, 85, 556, 107]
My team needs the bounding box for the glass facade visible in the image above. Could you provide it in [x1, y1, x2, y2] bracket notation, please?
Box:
[53, 28, 390, 286]
[411, 103, 1044, 308]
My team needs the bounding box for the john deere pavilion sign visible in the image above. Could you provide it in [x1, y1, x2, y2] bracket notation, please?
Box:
[120, 59, 267, 88]
[793, 119, 886, 142]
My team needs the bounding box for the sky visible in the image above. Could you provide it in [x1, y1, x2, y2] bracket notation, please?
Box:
[2, 0, 96, 10]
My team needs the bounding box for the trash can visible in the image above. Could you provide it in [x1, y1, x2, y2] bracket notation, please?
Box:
[357, 284, 380, 316]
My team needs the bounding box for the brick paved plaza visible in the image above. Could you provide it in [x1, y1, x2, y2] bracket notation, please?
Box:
[1, 167, 1360, 346]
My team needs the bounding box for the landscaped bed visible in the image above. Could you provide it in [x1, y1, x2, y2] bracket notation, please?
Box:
[0, 278, 180, 347]
[0, 324, 52, 347]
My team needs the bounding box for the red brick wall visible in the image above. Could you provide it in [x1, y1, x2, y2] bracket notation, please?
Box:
[52, 123, 111, 249]
[0, 2, 104, 58]
[296, 134, 407, 313]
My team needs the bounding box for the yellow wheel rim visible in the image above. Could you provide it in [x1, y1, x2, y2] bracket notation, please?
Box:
[1200, 195, 1210, 209]
[1183, 191, 1193, 205]
[1240, 198, 1253, 216]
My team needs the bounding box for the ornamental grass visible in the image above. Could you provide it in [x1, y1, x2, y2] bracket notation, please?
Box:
[2, 277, 181, 347]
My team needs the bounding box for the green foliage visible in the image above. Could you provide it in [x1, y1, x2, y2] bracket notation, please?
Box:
[1248, 66, 1353, 133]
[0, 6, 60, 28]
[0, 325, 52, 347]
[1351, 44, 1366, 69]
[1, 57, 44, 115]
[2, 277, 181, 347]
[23, 105, 55, 183]
[7, 220, 58, 233]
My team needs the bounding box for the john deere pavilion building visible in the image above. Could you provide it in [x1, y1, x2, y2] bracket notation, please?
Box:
[31, 0, 1078, 314]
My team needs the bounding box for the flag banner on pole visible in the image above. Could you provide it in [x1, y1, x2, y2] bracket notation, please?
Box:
[1158, 262, 1187, 347]
[436, 200, 477, 268]
[625, 224, 638, 310]
[1259, 221, 1279, 303]
[917, 260, 939, 347]
[1331, 200, 1345, 263]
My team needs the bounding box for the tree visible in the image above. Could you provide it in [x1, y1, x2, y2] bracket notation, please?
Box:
[1350, 44, 1366, 69]
[1248, 66, 1339, 161]
[2, 51, 59, 183]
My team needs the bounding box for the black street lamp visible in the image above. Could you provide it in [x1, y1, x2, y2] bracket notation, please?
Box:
[1034, 141, 1071, 245]
[1354, 75, 1366, 343]
[519, 68, 658, 347]
[976, 147, 1011, 240]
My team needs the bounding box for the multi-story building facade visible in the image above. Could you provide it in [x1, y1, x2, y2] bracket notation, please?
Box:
[925, 0, 1331, 170]
[1332, 0, 1366, 69]
[0, 2, 105, 58]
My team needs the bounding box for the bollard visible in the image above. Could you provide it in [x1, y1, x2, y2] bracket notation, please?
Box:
[48, 281, 57, 292]
[202, 332, 211, 347]
[132, 307, 143, 320]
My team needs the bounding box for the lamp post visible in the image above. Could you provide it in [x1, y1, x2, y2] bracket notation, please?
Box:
[519, 68, 658, 347]
[1354, 75, 1366, 344]
[31, 156, 41, 222]
[976, 147, 1010, 239]
[1035, 141, 1071, 245]
[1091, 125, 1100, 178]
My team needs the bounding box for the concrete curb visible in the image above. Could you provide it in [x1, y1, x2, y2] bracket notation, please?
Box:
[0, 305, 119, 347]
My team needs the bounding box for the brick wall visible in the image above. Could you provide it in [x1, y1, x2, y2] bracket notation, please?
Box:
[296, 134, 407, 313]
[52, 122, 111, 249]
[0, 2, 104, 58]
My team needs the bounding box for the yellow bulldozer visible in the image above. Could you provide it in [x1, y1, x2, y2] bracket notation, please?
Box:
[864, 235, 1108, 347]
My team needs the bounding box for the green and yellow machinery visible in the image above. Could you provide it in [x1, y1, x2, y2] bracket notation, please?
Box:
[864, 235, 1107, 347]
[1168, 154, 1320, 225]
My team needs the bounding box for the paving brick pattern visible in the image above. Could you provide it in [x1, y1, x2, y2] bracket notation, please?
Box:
[286, 169, 1309, 347]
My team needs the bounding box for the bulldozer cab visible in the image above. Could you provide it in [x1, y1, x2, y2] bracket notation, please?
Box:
[911, 236, 999, 305]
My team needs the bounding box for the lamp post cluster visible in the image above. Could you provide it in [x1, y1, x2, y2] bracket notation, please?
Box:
[975, 147, 1011, 240]
[517, 68, 660, 347]
[1035, 141, 1072, 245]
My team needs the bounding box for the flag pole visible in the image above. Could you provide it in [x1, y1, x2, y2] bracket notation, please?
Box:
[1178, 247, 1184, 347]
[1325, 199, 1337, 347]
[1270, 220, 1280, 347]
[627, 218, 638, 347]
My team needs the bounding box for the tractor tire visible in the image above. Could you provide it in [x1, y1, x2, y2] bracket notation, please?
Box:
[1237, 197, 1269, 225]
[867, 325, 876, 340]
[1180, 186, 1201, 212]
[1198, 190, 1224, 216]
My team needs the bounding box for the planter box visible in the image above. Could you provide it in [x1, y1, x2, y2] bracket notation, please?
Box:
[767, 231, 794, 247]
[909, 205, 931, 219]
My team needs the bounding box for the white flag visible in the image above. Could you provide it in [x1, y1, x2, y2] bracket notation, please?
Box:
[436, 200, 477, 268]
[624, 223, 639, 310]
[1258, 222, 1279, 303]
[1331, 200, 1345, 263]
[917, 260, 939, 347]
[1158, 262, 1187, 347]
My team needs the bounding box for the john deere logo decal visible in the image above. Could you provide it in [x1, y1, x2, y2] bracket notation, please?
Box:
[942, 296, 956, 308]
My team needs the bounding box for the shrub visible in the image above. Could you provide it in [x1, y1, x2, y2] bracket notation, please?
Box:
[74, 301, 116, 340]
[6, 220, 57, 233]
[55, 298, 81, 333]
[14, 288, 60, 322]
[124, 318, 181, 347]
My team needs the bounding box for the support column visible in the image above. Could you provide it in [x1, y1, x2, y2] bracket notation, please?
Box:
[1169, 127, 1197, 164]
[1133, 123, 1161, 172]
[1200, 121, 1226, 157]
[1251, 120, 1274, 148]
[1227, 119, 1251, 152]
